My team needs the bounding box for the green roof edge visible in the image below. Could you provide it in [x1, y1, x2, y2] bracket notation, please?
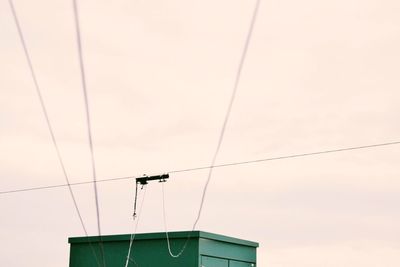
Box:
[68, 230, 258, 247]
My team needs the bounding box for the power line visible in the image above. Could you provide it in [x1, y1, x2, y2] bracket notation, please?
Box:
[162, 182, 182, 258]
[8, 1, 102, 265]
[1, 140, 399, 196]
[71, 1, 105, 266]
[124, 185, 147, 267]
[170, 141, 400, 173]
[8, 0, 89, 238]
[190, 0, 262, 234]
[160, 0, 263, 258]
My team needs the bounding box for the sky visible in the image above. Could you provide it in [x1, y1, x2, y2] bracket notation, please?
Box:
[1, 0, 400, 266]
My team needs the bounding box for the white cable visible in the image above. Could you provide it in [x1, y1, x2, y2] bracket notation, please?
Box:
[192, 0, 261, 232]
[162, 0, 262, 258]
[162, 182, 189, 258]
[124, 185, 147, 267]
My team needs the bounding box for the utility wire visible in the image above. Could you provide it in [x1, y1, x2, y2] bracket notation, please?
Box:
[8, 1, 102, 265]
[190, 0, 262, 234]
[124, 185, 147, 267]
[71, 1, 105, 266]
[162, 182, 191, 258]
[1, 140, 400, 196]
[161, 183, 179, 257]
[170, 140, 400, 173]
[162, 0, 262, 257]
[8, 0, 89, 240]
[71, 0, 103, 243]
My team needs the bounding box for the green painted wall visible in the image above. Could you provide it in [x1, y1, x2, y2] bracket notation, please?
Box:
[69, 231, 258, 267]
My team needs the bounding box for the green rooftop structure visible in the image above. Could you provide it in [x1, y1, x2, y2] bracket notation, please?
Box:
[69, 231, 258, 267]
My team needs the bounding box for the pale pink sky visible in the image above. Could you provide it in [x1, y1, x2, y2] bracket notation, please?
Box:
[1, 0, 400, 266]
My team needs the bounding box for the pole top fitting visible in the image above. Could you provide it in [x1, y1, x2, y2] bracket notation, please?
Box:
[136, 173, 169, 185]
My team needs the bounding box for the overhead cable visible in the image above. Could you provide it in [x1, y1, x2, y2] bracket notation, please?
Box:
[8, 1, 102, 265]
[71, 0, 103, 242]
[124, 185, 147, 267]
[71, 1, 106, 266]
[8, 0, 90, 239]
[1, 140, 399, 196]
[162, 182, 189, 258]
[190, 0, 262, 234]
[160, 0, 262, 258]
[170, 140, 400, 174]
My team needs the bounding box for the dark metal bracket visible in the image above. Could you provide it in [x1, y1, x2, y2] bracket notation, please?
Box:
[136, 174, 169, 185]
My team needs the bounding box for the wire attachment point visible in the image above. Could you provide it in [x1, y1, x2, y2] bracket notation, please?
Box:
[133, 174, 169, 220]
[136, 174, 169, 185]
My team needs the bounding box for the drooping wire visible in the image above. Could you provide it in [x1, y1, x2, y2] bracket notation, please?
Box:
[71, 1, 106, 266]
[191, 0, 261, 231]
[161, 0, 262, 258]
[124, 185, 147, 267]
[1, 140, 400, 196]
[8, 1, 102, 265]
[162, 182, 184, 258]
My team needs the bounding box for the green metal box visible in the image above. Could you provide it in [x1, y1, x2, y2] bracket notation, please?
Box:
[69, 231, 258, 267]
